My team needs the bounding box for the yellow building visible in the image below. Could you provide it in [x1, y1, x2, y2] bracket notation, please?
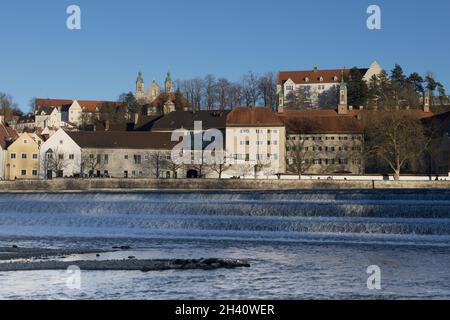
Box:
[6, 132, 42, 180]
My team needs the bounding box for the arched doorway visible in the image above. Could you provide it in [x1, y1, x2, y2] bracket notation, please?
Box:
[187, 169, 199, 179]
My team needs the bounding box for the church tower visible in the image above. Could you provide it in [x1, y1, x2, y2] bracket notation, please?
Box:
[136, 71, 145, 100]
[424, 89, 431, 113]
[338, 70, 348, 115]
[165, 70, 173, 93]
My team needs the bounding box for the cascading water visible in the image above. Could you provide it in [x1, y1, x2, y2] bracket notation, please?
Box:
[1, 190, 450, 245]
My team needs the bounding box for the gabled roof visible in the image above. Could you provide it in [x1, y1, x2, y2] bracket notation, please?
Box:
[0, 124, 18, 149]
[152, 110, 230, 131]
[35, 98, 123, 113]
[65, 131, 177, 150]
[277, 68, 368, 85]
[227, 107, 284, 127]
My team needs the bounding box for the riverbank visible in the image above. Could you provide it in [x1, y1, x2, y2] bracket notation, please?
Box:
[1, 178, 450, 191]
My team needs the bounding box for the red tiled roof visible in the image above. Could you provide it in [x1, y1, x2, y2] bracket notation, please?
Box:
[277, 68, 368, 85]
[35, 98, 123, 113]
[0, 124, 18, 149]
[227, 107, 284, 127]
[277, 108, 435, 134]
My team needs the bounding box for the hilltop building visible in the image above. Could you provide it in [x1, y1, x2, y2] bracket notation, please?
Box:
[277, 61, 382, 110]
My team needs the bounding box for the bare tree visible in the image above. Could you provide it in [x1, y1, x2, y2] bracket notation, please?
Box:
[253, 159, 271, 179]
[364, 112, 429, 180]
[235, 163, 254, 178]
[241, 71, 260, 107]
[228, 83, 244, 108]
[0, 92, 22, 121]
[216, 78, 231, 110]
[258, 72, 277, 110]
[285, 87, 312, 109]
[205, 151, 233, 179]
[148, 151, 170, 178]
[43, 148, 69, 179]
[204, 74, 218, 110]
[81, 153, 102, 177]
[286, 138, 316, 179]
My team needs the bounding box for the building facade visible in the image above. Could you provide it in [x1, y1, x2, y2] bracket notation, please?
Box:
[39, 129, 82, 179]
[5, 132, 42, 180]
[0, 120, 18, 180]
[277, 61, 382, 110]
[225, 107, 286, 178]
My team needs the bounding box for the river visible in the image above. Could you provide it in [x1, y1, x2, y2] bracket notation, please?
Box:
[0, 190, 449, 299]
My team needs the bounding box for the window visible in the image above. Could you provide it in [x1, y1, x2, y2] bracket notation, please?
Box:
[286, 85, 294, 91]
[21, 169, 27, 176]
[32, 170, 38, 176]
[134, 155, 141, 165]
[21, 153, 27, 159]
[240, 129, 250, 134]
[104, 154, 109, 164]
[59, 140, 63, 145]
[124, 155, 129, 160]
[32, 154, 38, 160]
[58, 154, 64, 160]
[23, 139, 28, 144]
[69, 154, 74, 160]
[10, 153, 16, 159]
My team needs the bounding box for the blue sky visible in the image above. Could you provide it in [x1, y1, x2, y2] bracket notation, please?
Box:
[1, 0, 449, 111]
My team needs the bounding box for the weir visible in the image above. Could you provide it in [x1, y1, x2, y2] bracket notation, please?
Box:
[0, 190, 449, 244]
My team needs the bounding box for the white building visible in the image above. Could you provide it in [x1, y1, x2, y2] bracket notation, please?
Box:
[277, 61, 382, 109]
[225, 107, 286, 178]
[39, 129, 82, 179]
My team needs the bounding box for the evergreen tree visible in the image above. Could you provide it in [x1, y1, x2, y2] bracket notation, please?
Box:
[407, 72, 424, 96]
[391, 64, 406, 86]
[347, 67, 368, 108]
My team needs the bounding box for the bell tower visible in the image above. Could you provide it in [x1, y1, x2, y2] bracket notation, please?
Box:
[136, 71, 145, 99]
[165, 70, 173, 93]
[424, 89, 431, 113]
[338, 70, 348, 115]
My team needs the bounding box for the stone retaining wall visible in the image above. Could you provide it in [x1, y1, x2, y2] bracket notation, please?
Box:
[0, 178, 449, 191]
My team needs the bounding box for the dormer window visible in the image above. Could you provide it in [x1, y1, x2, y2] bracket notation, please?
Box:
[319, 77, 324, 82]
[332, 76, 338, 81]
[304, 77, 309, 83]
